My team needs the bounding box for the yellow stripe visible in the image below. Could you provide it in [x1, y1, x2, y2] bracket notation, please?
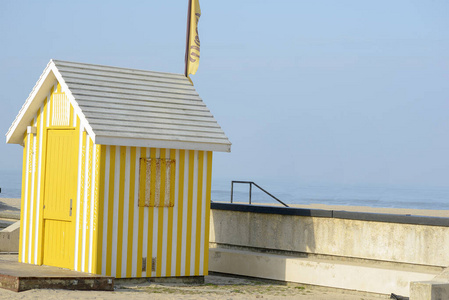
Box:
[204, 151, 213, 275]
[25, 125, 34, 263]
[96, 145, 106, 274]
[147, 148, 156, 274]
[77, 131, 86, 270]
[136, 147, 146, 277]
[91, 144, 101, 274]
[194, 151, 204, 275]
[84, 137, 93, 272]
[175, 150, 185, 276]
[19, 134, 28, 263]
[156, 149, 166, 276]
[105, 146, 116, 276]
[185, 150, 195, 275]
[115, 146, 126, 278]
[70, 115, 79, 270]
[69, 115, 79, 270]
[165, 149, 176, 276]
[76, 129, 85, 270]
[126, 147, 137, 277]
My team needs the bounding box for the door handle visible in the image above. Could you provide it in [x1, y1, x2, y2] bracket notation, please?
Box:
[70, 199, 72, 216]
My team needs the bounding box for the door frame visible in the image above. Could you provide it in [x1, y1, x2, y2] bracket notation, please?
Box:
[38, 127, 79, 269]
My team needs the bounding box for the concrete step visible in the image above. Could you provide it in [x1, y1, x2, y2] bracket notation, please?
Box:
[209, 247, 442, 298]
[0, 254, 114, 292]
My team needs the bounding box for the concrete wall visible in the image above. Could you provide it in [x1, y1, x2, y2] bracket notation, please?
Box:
[209, 203, 449, 297]
[0, 221, 20, 252]
[210, 205, 449, 267]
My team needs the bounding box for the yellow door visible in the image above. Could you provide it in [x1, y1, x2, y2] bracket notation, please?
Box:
[42, 129, 77, 269]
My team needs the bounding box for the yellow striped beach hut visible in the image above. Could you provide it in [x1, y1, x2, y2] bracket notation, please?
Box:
[5, 60, 231, 279]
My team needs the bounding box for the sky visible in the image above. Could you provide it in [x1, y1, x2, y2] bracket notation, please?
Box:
[0, 0, 448, 190]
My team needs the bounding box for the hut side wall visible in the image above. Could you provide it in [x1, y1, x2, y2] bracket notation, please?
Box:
[73, 127, 100, 273]
[19, 81, 80, 265]
[95, 146, 213, 278]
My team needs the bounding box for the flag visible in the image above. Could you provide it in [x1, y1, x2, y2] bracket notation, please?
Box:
[185, 0, 201, 77]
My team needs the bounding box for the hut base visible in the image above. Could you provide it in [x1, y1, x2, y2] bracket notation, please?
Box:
[115, 275, 204, 285]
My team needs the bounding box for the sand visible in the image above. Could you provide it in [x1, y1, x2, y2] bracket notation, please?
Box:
[292, 203, 449, 218]
[0, 272, 388, 300]
[0, 198, 20, 220]
[223, 200, 449, 218]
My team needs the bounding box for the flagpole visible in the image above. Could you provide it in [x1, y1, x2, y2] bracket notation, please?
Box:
[184, 0, 192, 77]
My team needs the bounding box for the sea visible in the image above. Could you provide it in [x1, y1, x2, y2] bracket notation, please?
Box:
[1, 170, 449, 210]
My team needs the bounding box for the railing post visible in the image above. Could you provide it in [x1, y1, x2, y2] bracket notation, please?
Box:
[230, 181, 234, 203]
[249, 182, 252, 205]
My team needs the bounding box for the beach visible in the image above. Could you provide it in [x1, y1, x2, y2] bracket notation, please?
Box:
[0, 277, 388, 300]
[3, 197, 449, 219]
[0, 253, 388, 300]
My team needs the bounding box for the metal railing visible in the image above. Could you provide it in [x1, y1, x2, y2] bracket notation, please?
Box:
[230, 181, 289, 207]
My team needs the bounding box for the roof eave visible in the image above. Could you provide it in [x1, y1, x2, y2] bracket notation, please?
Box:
[95, 136, 231, 153]
[5, 60, 57, 144]
[5, 60, 96, 145]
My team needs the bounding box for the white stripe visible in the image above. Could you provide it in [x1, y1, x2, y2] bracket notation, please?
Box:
[121, 147, 131, 277]
[111, 146, 121, 277]
[102, 146, 111, 275]
[199, 152, 208, 274]
[28, 127, 37, 263]
[161, 149, 170, 276]
[34, 105, 44, 264]
[171, 149, 180, 276]
[131, 147, 140, 277]
[22, 133, 30, 262]
[81, 136, 90, 272]
[88, 144, 97, 273]
[190, 150, 199, 275]
[180, 150, 189, 275]
[74, 128, 84, 270]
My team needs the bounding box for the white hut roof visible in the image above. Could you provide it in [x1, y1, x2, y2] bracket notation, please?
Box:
[6, 60, 231, 152]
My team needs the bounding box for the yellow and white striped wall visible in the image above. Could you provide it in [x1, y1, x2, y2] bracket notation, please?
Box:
[20, 81, 78, 266]
[20, 81, 213, 278]
[94, 146, 212, 278]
